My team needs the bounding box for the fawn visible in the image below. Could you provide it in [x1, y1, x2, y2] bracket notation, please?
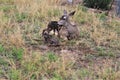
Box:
[42, 29, 60, 46]
[47, 21, 62, 38]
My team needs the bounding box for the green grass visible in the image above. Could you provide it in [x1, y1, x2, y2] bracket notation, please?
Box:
[11, 47, 24, 61]
[15, 12, 28, 23]
[0, 44, 4, 53]
[9, 69, 21, 80]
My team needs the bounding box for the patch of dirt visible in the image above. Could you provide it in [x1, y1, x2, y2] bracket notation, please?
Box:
[25, 41, 98, 67]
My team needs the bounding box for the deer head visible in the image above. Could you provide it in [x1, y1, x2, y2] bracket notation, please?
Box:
[58, 10, 75, 26]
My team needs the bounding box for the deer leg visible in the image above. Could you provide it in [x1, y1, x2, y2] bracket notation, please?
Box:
[57, 29, 60, 38]
[47, 28, 52, 34]
[53, 29, 56, 35]
[67, 33, 72, 40]
[58, 26, 62, 38]
[67, 36, 71, 40]
[67, 35, 70, 40]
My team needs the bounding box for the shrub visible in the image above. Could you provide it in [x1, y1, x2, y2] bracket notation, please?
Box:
[83, 0, 112, 10]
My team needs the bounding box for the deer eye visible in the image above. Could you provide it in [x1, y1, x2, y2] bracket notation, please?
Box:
[63, 16, 67, 19]
[60, 16, 67, 20]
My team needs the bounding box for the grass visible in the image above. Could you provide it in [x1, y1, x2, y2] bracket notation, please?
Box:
[0, 0, 120, 80]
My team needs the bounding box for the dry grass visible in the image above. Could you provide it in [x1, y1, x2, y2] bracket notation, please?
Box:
[0, 0, 120, 80]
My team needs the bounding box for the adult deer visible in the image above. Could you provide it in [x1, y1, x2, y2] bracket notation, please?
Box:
[58, 10, 79, 40]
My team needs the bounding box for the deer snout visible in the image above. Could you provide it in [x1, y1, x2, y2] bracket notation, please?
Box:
[58, 20, 65, 26]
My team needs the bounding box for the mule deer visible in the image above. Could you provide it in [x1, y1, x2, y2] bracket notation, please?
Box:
[58, 10, 79, 40]
[47, 21, 62, 38]
[42, 29, 60, 46]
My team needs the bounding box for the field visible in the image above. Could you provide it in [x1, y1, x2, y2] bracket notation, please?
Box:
[0, 0, 120, 80]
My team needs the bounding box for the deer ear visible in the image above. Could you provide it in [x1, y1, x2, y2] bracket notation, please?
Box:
[63, 10, 67, 15]
[69, 11, 76, 16]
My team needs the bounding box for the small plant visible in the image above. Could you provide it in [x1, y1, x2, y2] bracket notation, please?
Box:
[99, 13, 107, 21]
[96, 46, 115, 58]
[76, 68, 92, 79]
[30, 74, 37, 80]
[12, 47, 24, 61]
[0, 44, 4, 53]
[53, 9, 61, 17]
[0, 0, 14, 4]
[0, 57, 8, 66]
[9, 69, 21, 80]
[47, 52, 58, 62]
[83, 0, 112, 10]
[96, 46, 107, 56]
[66, 40, 76, 46]
[15, 12, 28, 23]
[47, 10, 53, 17]
[85, 54, 95, 62]
[78, 5, 88, 12]
[51, 73, 63, 80]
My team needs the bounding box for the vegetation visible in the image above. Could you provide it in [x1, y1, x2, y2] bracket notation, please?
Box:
[0, 0, 120, 80]
[83, 0, 112, 10]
